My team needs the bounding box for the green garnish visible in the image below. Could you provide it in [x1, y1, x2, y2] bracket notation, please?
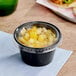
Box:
[63, 0, 74, 4]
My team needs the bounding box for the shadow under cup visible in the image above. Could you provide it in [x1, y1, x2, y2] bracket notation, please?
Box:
[14, 21, 62, 66]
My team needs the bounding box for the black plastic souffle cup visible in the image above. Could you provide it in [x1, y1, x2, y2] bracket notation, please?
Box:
[14, 21, 62, 66]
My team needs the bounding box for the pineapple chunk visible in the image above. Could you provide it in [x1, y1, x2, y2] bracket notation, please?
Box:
[38, 34, 45, 42]
[29, 38, 35, 43]
[20, 28, 26, 36]
[29, 31, 38, 40]
[18, 37, 26, 44]
[37, 28, 42, 34]
[23, 33, 29, 40]
[42, 27, 47, 33]
[32, 26, 37, 31]
[29, 27, 38, 40]
[27, 26, 38, 40]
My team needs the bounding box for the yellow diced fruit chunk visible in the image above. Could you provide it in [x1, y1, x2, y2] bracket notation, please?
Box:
[20, 28, 26, 36]
[43, 41, 48, 45]
[46, 30, 54, 37]
[42, 27, 47, 33]
[47, 29, 52, 34]
[52, 33, 56, 38]
[30, 32, 38, 40]
[28, 44, 34, 47]
[32, 43, 41, 48]
[29, 28, 37, 40]
[23, 33, 29, 40]
[29, 38, 35, 44]
[38, 34, 45, 42]
[32, 26, 37, 31]
[33, 41, 41, 48]
[18, 37, 26, 44]
[49, 36, 55, 44]
[37, 28, 42, 34]
[27, 26, 37, 40]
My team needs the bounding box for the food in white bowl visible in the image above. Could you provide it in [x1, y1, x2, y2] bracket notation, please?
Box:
[50, 0, 76, 8]
[48, 0, 76, 16]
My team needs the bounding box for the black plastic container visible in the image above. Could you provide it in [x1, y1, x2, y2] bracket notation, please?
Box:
[14, 21, 62, 66]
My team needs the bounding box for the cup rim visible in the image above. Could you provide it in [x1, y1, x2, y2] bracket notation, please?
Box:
[14, 21, 62, 53]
